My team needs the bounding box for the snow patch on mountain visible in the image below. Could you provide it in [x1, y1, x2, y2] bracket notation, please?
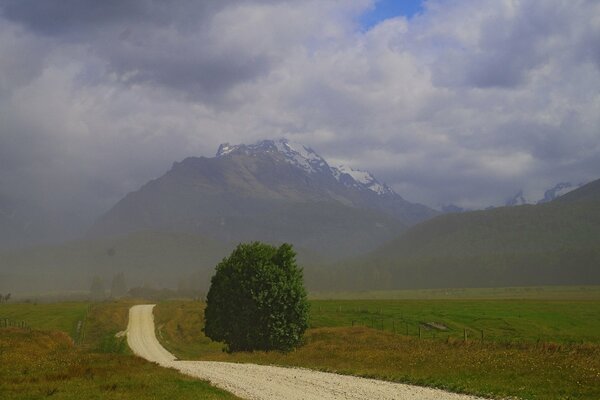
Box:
[537, 182, 580, 203]
[216, 139, 396, 196]
[331, 165, 394, 195]
[216, 143, 235, 156]
[505, 190, 528, 207]
[273, 139, 328, 173]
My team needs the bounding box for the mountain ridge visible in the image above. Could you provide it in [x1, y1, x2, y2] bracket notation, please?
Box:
[312, 178, 600, 291]
[89, 139, 437, 259]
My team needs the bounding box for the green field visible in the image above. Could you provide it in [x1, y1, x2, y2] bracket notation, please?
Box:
[154, 289, 600, 400]
[0, 300, 240, 400]
[3, 287, 600, 399]
[0, 302, 89, 338]
[308, 298, 600, 344]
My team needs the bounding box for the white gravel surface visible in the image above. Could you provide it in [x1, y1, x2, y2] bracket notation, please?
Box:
[126, 304, 489, 400]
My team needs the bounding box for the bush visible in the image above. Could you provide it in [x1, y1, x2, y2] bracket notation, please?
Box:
[204, 242, 309, 352]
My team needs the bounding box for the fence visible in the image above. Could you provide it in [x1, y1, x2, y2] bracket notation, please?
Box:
[310, 305, 492, 342]
[0, 318, 29, 329]
[347, 318, 486, 341]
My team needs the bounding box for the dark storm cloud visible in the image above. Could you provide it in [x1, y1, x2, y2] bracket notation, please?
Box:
[1, 0, 231, 35]
[1, 0, 272, 102]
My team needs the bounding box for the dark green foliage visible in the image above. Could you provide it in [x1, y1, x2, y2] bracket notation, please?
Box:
[204, 242, 309, 352]
[98, 335, 127, 354]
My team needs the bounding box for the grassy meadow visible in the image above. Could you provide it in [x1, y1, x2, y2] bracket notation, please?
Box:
[0, 300, 240, 400]
[2, 286, 599, 399]
[154, 287, 600, 400]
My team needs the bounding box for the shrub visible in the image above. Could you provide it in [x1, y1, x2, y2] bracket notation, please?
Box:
[204, 242, 309, 352]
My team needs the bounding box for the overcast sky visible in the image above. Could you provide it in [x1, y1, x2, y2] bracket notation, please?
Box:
[1, 0, 599, 235]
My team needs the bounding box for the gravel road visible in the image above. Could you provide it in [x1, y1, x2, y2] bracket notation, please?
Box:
[126, 304, 488, 400]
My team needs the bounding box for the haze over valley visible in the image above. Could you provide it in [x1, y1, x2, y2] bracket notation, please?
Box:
[1, 138, 599, 295]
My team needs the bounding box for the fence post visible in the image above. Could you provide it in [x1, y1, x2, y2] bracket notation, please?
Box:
[392, 321, 395, 333]
[464, 328, 467, 341]
[419, 325, 422, 339]
[480, 330, 484, 341]
[405, 322, 409, 335]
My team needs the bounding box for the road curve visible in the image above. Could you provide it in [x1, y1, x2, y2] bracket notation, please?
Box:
[126, 304, 488, 400]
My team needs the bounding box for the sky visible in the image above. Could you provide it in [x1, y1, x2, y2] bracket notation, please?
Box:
[360, 0, 424, 28]
[0, 0, 599, 241]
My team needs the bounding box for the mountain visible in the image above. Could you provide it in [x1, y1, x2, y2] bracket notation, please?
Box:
[505, 190, 528, 206]
[316, 178, 600, 291]
[503, 182, 583, 207]
[537, 182, 579, 203]
[554, 179, 599, 203]
[89, 139, 437, 259]
[441, 204, 467, 213]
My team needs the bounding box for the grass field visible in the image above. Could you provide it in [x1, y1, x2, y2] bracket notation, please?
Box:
[309, 298, 600, 344]
[3, 287, 599, 399]
[0, 302, 89, 338]
[154, 291, 600, 400]
[310, 285, 600, 300]
[0, 300, 240, 400]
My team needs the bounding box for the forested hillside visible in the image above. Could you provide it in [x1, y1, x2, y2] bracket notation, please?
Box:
[308, 179, 600, 291]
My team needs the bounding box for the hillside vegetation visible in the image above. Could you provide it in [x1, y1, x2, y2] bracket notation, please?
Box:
[314, 179, 600, 290]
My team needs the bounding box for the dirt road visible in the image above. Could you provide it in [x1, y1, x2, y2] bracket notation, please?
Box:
[126, 304, 488, 400]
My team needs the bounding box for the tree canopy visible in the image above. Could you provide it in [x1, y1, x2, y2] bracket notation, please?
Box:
[204, 242, 309, 352]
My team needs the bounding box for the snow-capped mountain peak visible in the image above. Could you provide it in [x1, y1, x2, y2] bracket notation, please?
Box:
[217, 139, 328, 174]
[216, 139, 397, 196]
[331, 165, 395, 196]
[272, 139, 329, 173]
[537, 182, 579, 203]
[505, 190, 528, 207]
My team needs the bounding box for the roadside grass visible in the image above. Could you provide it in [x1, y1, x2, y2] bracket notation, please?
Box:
[0, 302, 89, 338]
[155, 299, 600, 400]
[0, 300, 241, 400]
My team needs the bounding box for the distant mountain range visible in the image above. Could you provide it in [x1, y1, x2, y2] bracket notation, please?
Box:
[312, 178, 600, 291]
[504, 182, 583, 207]
[2, 139, 598, 295]
[441, 182, 584, 213]
[89, 139, 437, 259]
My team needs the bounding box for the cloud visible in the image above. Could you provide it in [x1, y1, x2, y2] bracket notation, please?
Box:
[0, 0, 599, 243]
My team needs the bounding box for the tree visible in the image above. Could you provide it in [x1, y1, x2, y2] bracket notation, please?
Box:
[4, 293, 10, 303]
[90, 276, 105, 301]
[110, 273, 128, 298]
[204, 242, 309, 352]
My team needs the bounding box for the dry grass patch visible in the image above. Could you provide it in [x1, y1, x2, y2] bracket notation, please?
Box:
[0, 301, 241, 400]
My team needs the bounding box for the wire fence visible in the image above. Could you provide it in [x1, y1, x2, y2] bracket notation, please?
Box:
[0, 318, 29, 329]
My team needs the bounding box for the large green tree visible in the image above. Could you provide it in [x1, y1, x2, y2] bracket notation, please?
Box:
[204, 242, 309, 352]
